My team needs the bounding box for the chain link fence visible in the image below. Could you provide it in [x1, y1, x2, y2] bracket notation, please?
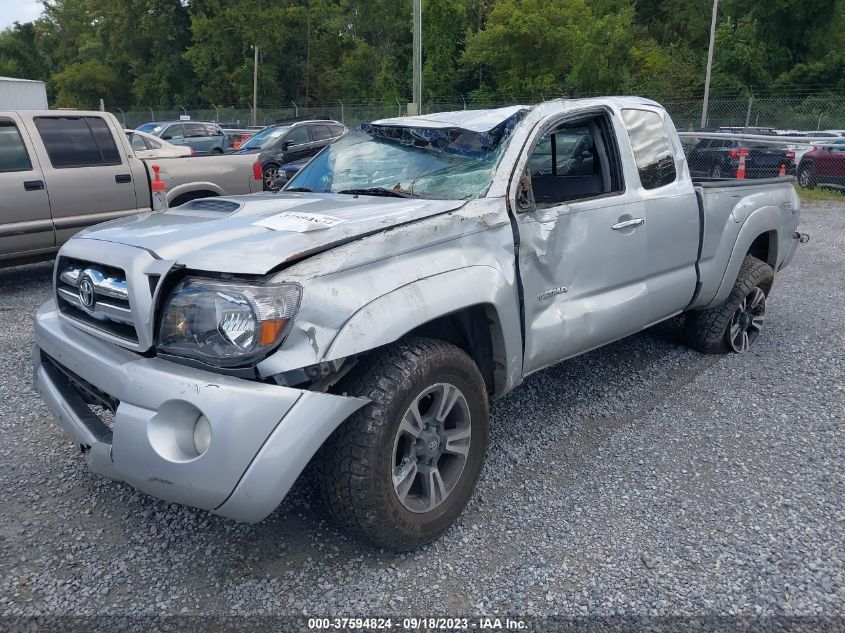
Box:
[113, 94, 845, 192]
[112, 94, 845, 132]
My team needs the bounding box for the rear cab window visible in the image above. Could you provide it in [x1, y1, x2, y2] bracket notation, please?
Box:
[0, 118, 34, 172]
[34, 116, 122, 168]
[621, 109, 676, 190]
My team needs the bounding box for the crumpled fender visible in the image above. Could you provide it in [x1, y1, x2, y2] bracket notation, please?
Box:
[322, 266, 523, 394]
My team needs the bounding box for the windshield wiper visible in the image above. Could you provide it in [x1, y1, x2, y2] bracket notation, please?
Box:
[284, 187, 314, 192]
[336, 187, 417, 198]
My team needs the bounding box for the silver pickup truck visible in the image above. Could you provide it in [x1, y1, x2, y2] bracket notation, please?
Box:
[0, 110, 263, 266]
[33, 97, 805, 550]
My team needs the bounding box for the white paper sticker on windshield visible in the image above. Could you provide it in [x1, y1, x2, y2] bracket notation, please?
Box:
[254, 212, 344, 232]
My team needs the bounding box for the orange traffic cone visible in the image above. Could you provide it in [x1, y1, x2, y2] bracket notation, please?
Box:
[778, 164, 786, 177]
[736, 148, 747, 180]
[151, 163, 168, 211]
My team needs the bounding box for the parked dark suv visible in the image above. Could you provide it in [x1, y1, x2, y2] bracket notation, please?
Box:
[687, 136, 796, 179]
[797, 139, 845, 189]
[234, 119, 346, 190]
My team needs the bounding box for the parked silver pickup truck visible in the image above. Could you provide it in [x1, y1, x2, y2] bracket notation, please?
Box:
[33, 97, 805, 550]
[0, 111, 263, 266]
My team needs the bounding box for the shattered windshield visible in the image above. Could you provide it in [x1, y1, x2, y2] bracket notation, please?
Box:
[284, 111, 525, 200]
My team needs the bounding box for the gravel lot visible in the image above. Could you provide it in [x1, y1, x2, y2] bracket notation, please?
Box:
[1, 201, 843, 625]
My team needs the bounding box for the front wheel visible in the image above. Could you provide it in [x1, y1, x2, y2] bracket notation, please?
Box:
[263, 164, 280, 191]
[684, 255, 774, 354]
[316, 338, 489, 550]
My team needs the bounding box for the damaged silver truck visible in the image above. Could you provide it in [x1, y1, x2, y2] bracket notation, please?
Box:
[34, 97, 805, 549]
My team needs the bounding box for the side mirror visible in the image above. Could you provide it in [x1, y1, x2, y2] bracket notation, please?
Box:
[161, 135, 172, 141]
[281, 141, 292, 151]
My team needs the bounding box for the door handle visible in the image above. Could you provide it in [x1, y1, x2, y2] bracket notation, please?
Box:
[23, 180, 44, 191]
[115, 174, 132, 184]
[611, 218, 645, 230]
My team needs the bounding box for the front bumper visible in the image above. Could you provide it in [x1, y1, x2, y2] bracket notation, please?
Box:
[34, 300, 367, 522]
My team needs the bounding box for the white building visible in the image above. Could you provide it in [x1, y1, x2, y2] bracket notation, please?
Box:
[0, 76, 49, 109]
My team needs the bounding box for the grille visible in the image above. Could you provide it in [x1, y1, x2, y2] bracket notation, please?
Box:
[56, 257, 138, 342]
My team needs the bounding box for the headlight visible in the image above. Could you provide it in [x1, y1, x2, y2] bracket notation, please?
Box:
[157, 277, 301, 367]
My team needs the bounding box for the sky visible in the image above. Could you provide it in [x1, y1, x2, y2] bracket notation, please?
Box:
[0, 0, 44, 30]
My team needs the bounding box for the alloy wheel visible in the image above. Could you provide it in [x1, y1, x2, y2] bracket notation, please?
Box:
[391, 383, 472, 514]
[263, 166, 280, 191]
[728, 286, 766, 352]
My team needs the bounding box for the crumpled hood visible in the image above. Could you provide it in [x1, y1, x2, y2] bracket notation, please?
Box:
[76, 192, 466, 275]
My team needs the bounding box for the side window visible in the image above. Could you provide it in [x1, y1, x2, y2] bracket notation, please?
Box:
[184, 123, 206, 138]
[310, 125, 332, 141]
[285, 126, 310, 146]
[0, 119, 34, 172]
[162, 124, 183, 139]
[35, 116, 122, 168]
[528, 114, 622, 205]
[621, 109, 676, 190]
[205, 124, 223, 136]
[147, 137, 162, 149]
[129, 133, 147, 152]
[329, 124, 345, 137]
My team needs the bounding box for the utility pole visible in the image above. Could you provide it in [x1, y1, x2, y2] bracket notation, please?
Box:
[701, 0, 718, 129]
[412, 0, 422, 115]
[252, 45, 259, 127]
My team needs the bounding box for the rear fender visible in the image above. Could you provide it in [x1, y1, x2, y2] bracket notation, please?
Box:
[699, 206, 781, 309]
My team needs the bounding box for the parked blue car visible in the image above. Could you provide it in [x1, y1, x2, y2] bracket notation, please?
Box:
[136, 121, 228, 155]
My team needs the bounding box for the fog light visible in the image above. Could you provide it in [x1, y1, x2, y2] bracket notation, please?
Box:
[193, 415, 212, 454]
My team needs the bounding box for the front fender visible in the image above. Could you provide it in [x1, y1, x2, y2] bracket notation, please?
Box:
[323, 266, 523, 394]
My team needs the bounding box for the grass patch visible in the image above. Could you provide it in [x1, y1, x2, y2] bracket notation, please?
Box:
[797, 186, 845, 202]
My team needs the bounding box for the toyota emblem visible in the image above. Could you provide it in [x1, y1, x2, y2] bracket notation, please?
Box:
[78, 277, 95, 309]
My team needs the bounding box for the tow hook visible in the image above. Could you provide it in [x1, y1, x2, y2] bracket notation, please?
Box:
[794, 232, 810, 244]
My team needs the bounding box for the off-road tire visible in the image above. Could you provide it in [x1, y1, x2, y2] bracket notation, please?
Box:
[315, 337, 489, 550]
[684, 255, 774, 354]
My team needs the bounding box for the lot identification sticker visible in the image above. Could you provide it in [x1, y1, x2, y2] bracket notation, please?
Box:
[254, 212, 344, 233]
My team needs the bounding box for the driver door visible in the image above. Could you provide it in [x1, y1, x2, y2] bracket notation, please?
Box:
[278, 126, 313, 164]
[512, 109, 651, 375]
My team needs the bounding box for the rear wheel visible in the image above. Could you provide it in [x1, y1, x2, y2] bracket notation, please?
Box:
[798, 164, 816, 189]
[211, 147, 224, 155]
[684, 255, 774, 354]
[316, 338, 489, 550]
